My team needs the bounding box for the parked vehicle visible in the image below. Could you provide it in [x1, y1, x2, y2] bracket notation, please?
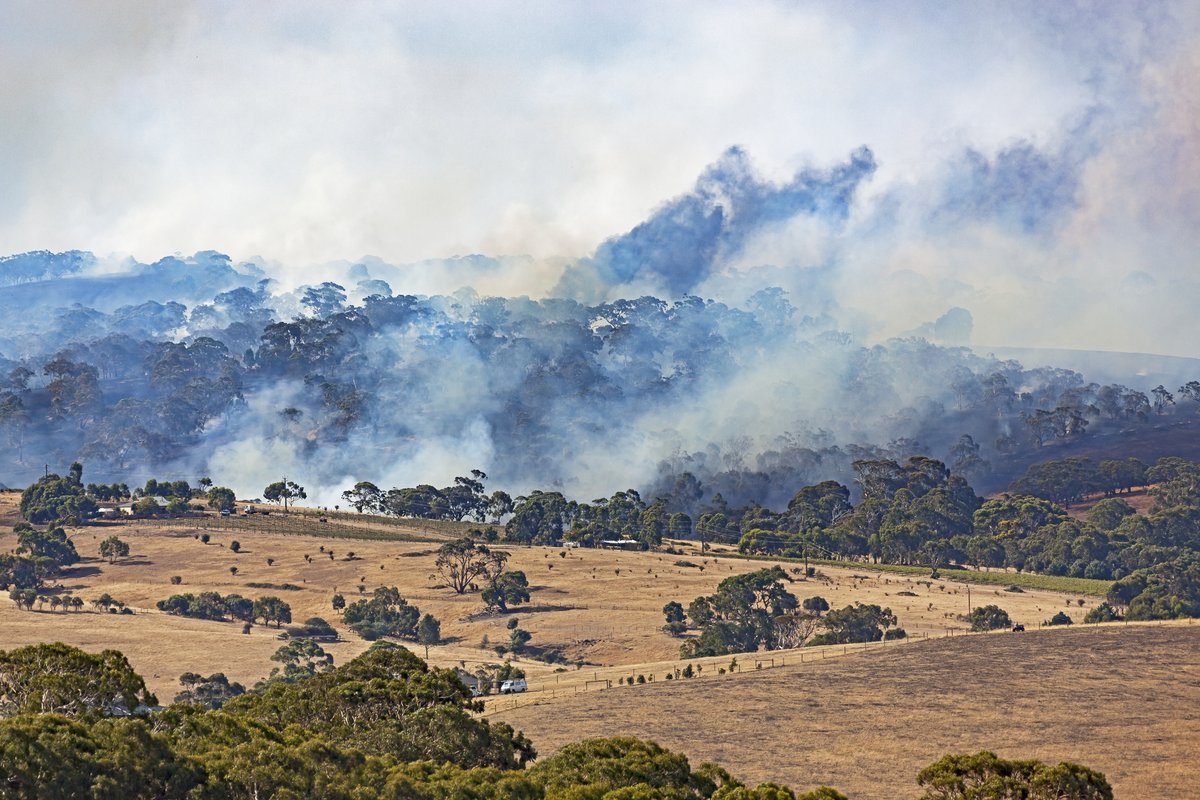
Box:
[499, 679, 527, 694]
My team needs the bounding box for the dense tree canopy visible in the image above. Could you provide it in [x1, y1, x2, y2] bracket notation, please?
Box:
[0, 641, 1118, 800]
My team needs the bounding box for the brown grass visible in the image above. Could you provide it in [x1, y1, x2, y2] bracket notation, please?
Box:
[1, 486, 1190, 796]
[0, 490, 1108, 701]
[496, 623, 1200, 799]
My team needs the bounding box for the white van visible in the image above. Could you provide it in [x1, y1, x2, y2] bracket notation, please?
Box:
[499, 678, 527, 694]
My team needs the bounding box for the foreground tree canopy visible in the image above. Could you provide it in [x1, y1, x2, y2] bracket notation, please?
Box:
[0, 642, 1113, 800]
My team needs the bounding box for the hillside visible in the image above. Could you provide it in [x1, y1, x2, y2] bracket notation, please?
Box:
[496, 623, 1200, 800]
[0, 491, 1102, 701]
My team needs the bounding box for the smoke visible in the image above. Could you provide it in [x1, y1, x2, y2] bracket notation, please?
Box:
[2, 2, 1199, 506]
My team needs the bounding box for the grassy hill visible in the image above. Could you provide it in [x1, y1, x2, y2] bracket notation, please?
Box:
[0, 491, 1102, 701]
[496, 622, 1200, 800]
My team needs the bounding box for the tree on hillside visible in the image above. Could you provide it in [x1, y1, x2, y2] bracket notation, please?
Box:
[808, 603, 898, 646]
[340, 481, 383, 513]
[678, 567, 799, 657]
[481, 570, 530, 612]
[417, 613, 441, 658]
[15, 523, 80, 568]
[19, 468, 97, 525]
[206, 486, 236, 512]
[263, 480, 306, 511]
[802, 596, 829, 615]
[342, 586, 425, 640]
[1108, 554, 1200, 620]
[435, 538, 508, 594]
[663, 601, 686, 636]
[252, 596, 292, 628]
[98, 535, 130, 564]
[966, 604, 1011, 632]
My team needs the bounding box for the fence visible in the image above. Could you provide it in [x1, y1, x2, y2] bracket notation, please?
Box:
[132, 513, 444, 543]
[478, 617, 1197, 716]
[479, 631, 932, 716]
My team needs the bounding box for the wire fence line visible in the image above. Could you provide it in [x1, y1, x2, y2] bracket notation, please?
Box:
[478, 617, 1197, 716]
[479, 632, 931, 716]
[129, 513, 445, 543]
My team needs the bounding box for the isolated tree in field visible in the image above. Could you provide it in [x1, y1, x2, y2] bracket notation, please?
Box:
[97, 535, 130, 564]
[662, 601, 687, 636]
[331, 593, 345, 613]
[230, 540, 241, 553]
[263, 480, 306, 510]
[482, 570, 530, 612]
[435, 538, 508, 594]
[207, 486, 236, 512]
[680, 567, 800, 657]
[966, 604, 1011, 632]
[509, 627, 532, 654]
[342, 586, 424, 640]
[341, 481, 383, 514]
[417, 613, 441, 658]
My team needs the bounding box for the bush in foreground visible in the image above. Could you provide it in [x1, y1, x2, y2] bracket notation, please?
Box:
[0, 642, 1116, 800]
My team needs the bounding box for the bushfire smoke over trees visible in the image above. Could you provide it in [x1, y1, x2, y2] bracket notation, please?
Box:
[2, 3, 1199, 510]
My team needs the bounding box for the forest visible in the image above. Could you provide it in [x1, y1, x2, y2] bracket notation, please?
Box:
[2, 249, 1195, 511]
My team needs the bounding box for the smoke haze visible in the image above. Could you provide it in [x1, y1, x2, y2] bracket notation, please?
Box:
[1, 2, 1198, 504]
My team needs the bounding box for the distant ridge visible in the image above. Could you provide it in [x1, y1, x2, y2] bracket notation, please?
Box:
[974, 346, 1200, 390]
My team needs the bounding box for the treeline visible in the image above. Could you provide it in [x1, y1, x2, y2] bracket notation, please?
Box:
[0, 640, 1115, 800]
[157, 592, 293, 627]
[345, 476, 678, 548]
[17, 463, 244, 522]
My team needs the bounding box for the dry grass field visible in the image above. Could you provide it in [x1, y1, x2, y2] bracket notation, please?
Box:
[0, 490, 1102, 701]
[497, 623, 1200, 799]
[2, 491, 1197, 796]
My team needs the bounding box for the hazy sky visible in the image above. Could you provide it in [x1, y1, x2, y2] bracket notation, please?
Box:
[2, 1, 1198, 352]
